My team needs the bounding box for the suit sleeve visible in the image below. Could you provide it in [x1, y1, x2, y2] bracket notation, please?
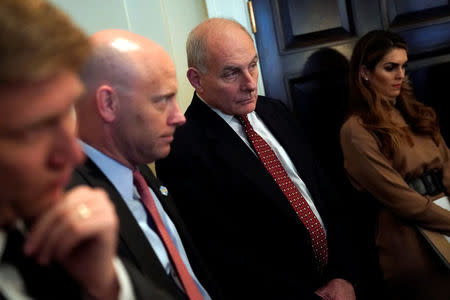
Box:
[340, 118, 450, 235]
[120, 259, 175, 300]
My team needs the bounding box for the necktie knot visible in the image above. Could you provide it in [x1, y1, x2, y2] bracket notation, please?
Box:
[132, 169, 148, 197]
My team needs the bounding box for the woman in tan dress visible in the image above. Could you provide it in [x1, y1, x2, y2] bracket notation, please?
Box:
[340, 30, 450, 299]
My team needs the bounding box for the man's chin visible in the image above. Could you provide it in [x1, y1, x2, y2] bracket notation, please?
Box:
[150, 147, 171, 163]
[238, 103, 257, 116]
[27, 189, 63, 221]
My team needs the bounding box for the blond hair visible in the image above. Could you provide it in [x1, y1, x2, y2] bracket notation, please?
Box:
[0, 0, 90, 83]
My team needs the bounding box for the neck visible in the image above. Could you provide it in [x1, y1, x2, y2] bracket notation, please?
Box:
[81, 138, 135, 170]
[387, 97, 396, 104]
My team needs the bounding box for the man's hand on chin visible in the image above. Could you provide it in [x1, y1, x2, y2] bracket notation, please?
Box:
[23, 186, 120, 300]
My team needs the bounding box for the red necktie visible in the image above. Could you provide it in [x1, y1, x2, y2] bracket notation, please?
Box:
[133, 170, 204, 300]
[237, 114, 328, 270]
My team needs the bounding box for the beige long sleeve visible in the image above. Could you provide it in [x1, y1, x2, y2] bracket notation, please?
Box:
[340, 115, 450, 235]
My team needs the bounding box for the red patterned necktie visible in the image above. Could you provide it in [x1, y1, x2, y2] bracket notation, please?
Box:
[236, 114, 328, 270]
[133, 169, 204, 300]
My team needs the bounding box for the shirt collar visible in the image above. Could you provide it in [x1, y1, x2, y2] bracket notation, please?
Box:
[80, 141, 135, 201]
[196, 92, 256, 125]
[0, 230, 6, 261]
[0, 221, 25, 261]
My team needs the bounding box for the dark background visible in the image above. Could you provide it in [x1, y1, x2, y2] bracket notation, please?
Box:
[252, 0, 450, 143]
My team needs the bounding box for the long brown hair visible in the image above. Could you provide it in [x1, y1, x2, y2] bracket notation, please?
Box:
[348, 30, 440, 158]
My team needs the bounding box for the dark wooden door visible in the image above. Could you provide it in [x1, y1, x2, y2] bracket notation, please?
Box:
[252, 0, 450, 142]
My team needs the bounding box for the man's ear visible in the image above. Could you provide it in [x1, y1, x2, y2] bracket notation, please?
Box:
[360, 65, 369, 81]
[96, 85, 118, 122]
[187, 67, 203, 93]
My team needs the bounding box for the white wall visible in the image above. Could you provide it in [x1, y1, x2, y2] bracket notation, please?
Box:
[50, 0, 207, 112]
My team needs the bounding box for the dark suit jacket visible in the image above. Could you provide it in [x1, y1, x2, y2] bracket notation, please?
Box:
[156, 94, 357, 300]
[0, 229, 172, 300]
[68, 159, 221, 300]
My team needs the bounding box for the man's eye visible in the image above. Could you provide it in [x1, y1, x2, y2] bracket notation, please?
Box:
[224, 71, 237, 78]
[154, 97, 169, 104]
[15, 127, 45, 144]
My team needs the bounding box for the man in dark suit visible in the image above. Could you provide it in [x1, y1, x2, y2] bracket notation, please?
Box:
[156, 18, 357, 300]
[0, 1, 171, 299]
[67, 29, 219, 300]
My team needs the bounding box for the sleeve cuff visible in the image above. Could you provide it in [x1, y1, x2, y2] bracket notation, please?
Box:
[113, 257, 136, 300]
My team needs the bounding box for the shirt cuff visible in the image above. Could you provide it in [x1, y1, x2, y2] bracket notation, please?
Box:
[113, 257, 136, 300]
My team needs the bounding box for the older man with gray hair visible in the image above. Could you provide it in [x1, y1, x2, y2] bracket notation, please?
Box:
[157, 18, 358, 300]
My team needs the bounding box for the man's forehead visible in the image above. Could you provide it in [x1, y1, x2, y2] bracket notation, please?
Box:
[216, 53, 258, 70]
[206, 34, 256, 67]
[0, 72, 83, 129]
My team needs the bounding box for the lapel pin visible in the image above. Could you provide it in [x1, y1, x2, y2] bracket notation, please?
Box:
[160, 185, 169, 196]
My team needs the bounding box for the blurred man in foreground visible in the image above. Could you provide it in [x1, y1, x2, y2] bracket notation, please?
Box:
[0, 1, 170, 299]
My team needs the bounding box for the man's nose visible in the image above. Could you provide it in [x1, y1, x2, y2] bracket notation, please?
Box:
[168, 99, 186, 127]
[241, 70, 257, 92]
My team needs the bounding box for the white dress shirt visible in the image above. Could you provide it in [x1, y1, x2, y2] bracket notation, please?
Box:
[81, 141, 211, 300]
[205, 101, 326, 231]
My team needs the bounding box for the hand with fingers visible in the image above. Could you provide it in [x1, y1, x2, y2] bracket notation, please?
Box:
[24, 186, 120, 300]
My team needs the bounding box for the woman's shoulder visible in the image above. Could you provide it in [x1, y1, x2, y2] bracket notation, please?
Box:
[340, 114, 379, 144]
[341, 115, 380, 152]
[341, 115, 366, 135]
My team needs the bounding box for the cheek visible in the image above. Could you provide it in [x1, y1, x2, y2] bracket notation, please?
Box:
[0, 141, 50, 182]
[0, 151, 43, 214]
[371, 75, 388, 93]
[0, 147, 31, 181]
[136, 110, 158, 132]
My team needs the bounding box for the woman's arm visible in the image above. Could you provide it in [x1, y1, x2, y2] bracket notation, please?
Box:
[340, 117, 450, 234]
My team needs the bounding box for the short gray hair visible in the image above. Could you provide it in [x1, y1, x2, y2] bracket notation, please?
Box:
[186, 18, 252, 73]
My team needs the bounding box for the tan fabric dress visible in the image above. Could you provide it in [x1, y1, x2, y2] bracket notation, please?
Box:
[340, 108, 450, 299]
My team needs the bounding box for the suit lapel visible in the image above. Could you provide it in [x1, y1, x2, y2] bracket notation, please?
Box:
[72, 159, 178, 295]
[138, 164, 220, 297]
[188, 95, 301, 219]
[138, 164, 186, 231]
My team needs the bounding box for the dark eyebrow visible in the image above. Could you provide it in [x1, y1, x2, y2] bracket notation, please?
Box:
[383, 60, 408, 66]
[222, 66, 240, 74]
[222, 55, 259, 73]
